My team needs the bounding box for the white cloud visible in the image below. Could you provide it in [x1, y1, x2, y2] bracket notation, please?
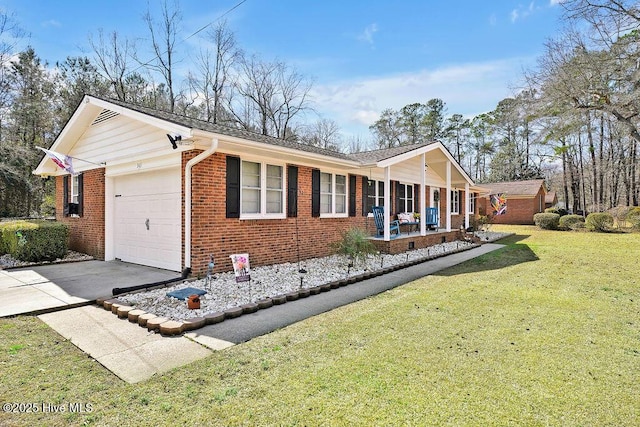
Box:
[311, 58, 534, 138]
[510, 2, 540, 22]
[42, 19, 62, 28]
[357, 23, 378, 46]
[510, 9, 520, 23]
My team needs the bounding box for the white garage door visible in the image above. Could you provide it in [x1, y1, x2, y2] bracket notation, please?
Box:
[114, 168, 181, 271]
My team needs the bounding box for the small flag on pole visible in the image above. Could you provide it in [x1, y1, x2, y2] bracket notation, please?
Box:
[37, 147, 75, 175]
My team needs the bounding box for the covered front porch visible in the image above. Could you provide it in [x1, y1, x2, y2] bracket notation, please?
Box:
[351, 141, 483, 249]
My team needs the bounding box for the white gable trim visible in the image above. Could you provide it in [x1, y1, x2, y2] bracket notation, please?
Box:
[376, 141, 475, 186]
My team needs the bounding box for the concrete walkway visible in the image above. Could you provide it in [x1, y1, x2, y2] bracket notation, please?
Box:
[38, 306, 217, 383]
[36, 243, 504, 383]
[0, 260, 181, 317]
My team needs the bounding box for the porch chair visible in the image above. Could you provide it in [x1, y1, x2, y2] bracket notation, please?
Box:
[425, 207, 439, 230]
[372, 206, 400, 238]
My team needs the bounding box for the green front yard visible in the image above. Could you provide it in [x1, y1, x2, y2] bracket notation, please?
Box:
[1, 225, 638, 426]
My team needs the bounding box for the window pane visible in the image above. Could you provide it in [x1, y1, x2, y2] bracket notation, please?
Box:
[408, 200, 413, 212]
[407, 185, 413, 198]
[320, 172, 332, 193]
[242, 189, 260, 214]
[320, 194, 332, 213]
[266, 164, 282, 189]
[71, 175, 79, 204]
[336, 194, 346, 213]
[242, 161, 260, 188]
[400, 200, 406, 213]
[266, 189, 282, 213]
[335, 175, 346, 195]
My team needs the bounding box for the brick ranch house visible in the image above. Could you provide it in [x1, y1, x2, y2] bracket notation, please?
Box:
[480, 179, 549, 225]
[34, 95, 482, 276]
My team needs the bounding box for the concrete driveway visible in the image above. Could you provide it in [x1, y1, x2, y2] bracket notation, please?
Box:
[0, 260, 181, 317]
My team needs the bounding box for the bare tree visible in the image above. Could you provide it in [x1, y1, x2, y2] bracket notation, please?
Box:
[228, 55, 313, 139]
[89, 29, 136, 102]
[142, 0, 182, 113]
[188, 20, 239, 123]
[299, 118, 342, 150]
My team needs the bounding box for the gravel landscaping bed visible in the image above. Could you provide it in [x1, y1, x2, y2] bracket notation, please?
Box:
[119, 233, 512, 322]
[0, 251, 94, 270]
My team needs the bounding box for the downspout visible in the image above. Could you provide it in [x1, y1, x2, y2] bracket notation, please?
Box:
[185, 138, 219, 271]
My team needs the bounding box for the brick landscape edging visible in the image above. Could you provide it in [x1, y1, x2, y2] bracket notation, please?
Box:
[97, 243, 483, 336]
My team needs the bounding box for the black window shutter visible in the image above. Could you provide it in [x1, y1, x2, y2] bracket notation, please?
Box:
[395, 181, 402, 213]
[311, 169, 320, 217]
[77, 174, 84, 217]
[414, 184, 419, 213]
[349, 174, 356, 217]
[63, 175, 70, 216]
[361, 176, 369, 216]
[287, 165, 298, 217]
[226, 156, 241, 218]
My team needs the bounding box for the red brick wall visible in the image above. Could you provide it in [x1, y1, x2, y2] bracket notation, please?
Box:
[184, 151, 369, 276]
[55, 169, 105, 259]
[482, 187, 545, 225]
[371, 230, 463, 254]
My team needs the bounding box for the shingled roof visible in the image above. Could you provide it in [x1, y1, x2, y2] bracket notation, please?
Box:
[91, 96, 449, 167]
[482, 179, 546, 196]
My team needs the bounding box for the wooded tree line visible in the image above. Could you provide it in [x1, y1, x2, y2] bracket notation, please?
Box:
[369, 0, 640, 212]
[0, 0, 638, 217]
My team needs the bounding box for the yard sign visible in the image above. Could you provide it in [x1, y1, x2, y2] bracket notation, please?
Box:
[230, 254, 251, 283]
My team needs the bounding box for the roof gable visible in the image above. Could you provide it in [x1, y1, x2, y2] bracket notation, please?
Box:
[483, 179, 546, 196]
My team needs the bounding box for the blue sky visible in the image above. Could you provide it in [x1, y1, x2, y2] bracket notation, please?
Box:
[1, 0, 565, 139]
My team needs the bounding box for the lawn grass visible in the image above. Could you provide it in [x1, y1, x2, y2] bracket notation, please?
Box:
[1, 225, 638, 426]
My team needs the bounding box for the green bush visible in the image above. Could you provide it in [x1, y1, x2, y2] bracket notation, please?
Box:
[585, 212, 614, 232]
[545, 207, 568, 217]
[533, 213, 560, 230]
[627, 207, 640, 230]
[559, 214, 585, 230]
[332, 227, 377, 266]
[0, 220, 69, 262]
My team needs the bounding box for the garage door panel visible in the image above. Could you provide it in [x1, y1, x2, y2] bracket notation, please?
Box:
[114, 168, 181, 271]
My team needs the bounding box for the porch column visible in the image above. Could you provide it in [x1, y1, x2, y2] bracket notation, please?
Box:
[420, 153, 426, 236]
[464, 182, 470, 230]
[384, 165, 391, 241]
[446, 160, 451, 232]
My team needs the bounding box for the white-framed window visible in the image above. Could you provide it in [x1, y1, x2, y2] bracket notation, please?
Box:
[241, 160, 285, 218]
[398, 183, 414, 213]
[468, 192, 476, 214]
[450, 189, 460, 214]
[366, 180, 385, 213]
[71, 175, 79, 204]
[320, 172, 347, 216]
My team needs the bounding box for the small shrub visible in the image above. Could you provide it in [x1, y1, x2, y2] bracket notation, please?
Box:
[533, 213, 560, 230]
[585, 212, 614, 232]
[332, 227, 377, 266]
[559, 214, 585, 230]
[472, 215, 492, 232]
[627, 207, 640, 230]
[0, 220, 69, 262]
[545, 207, 568, 217]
